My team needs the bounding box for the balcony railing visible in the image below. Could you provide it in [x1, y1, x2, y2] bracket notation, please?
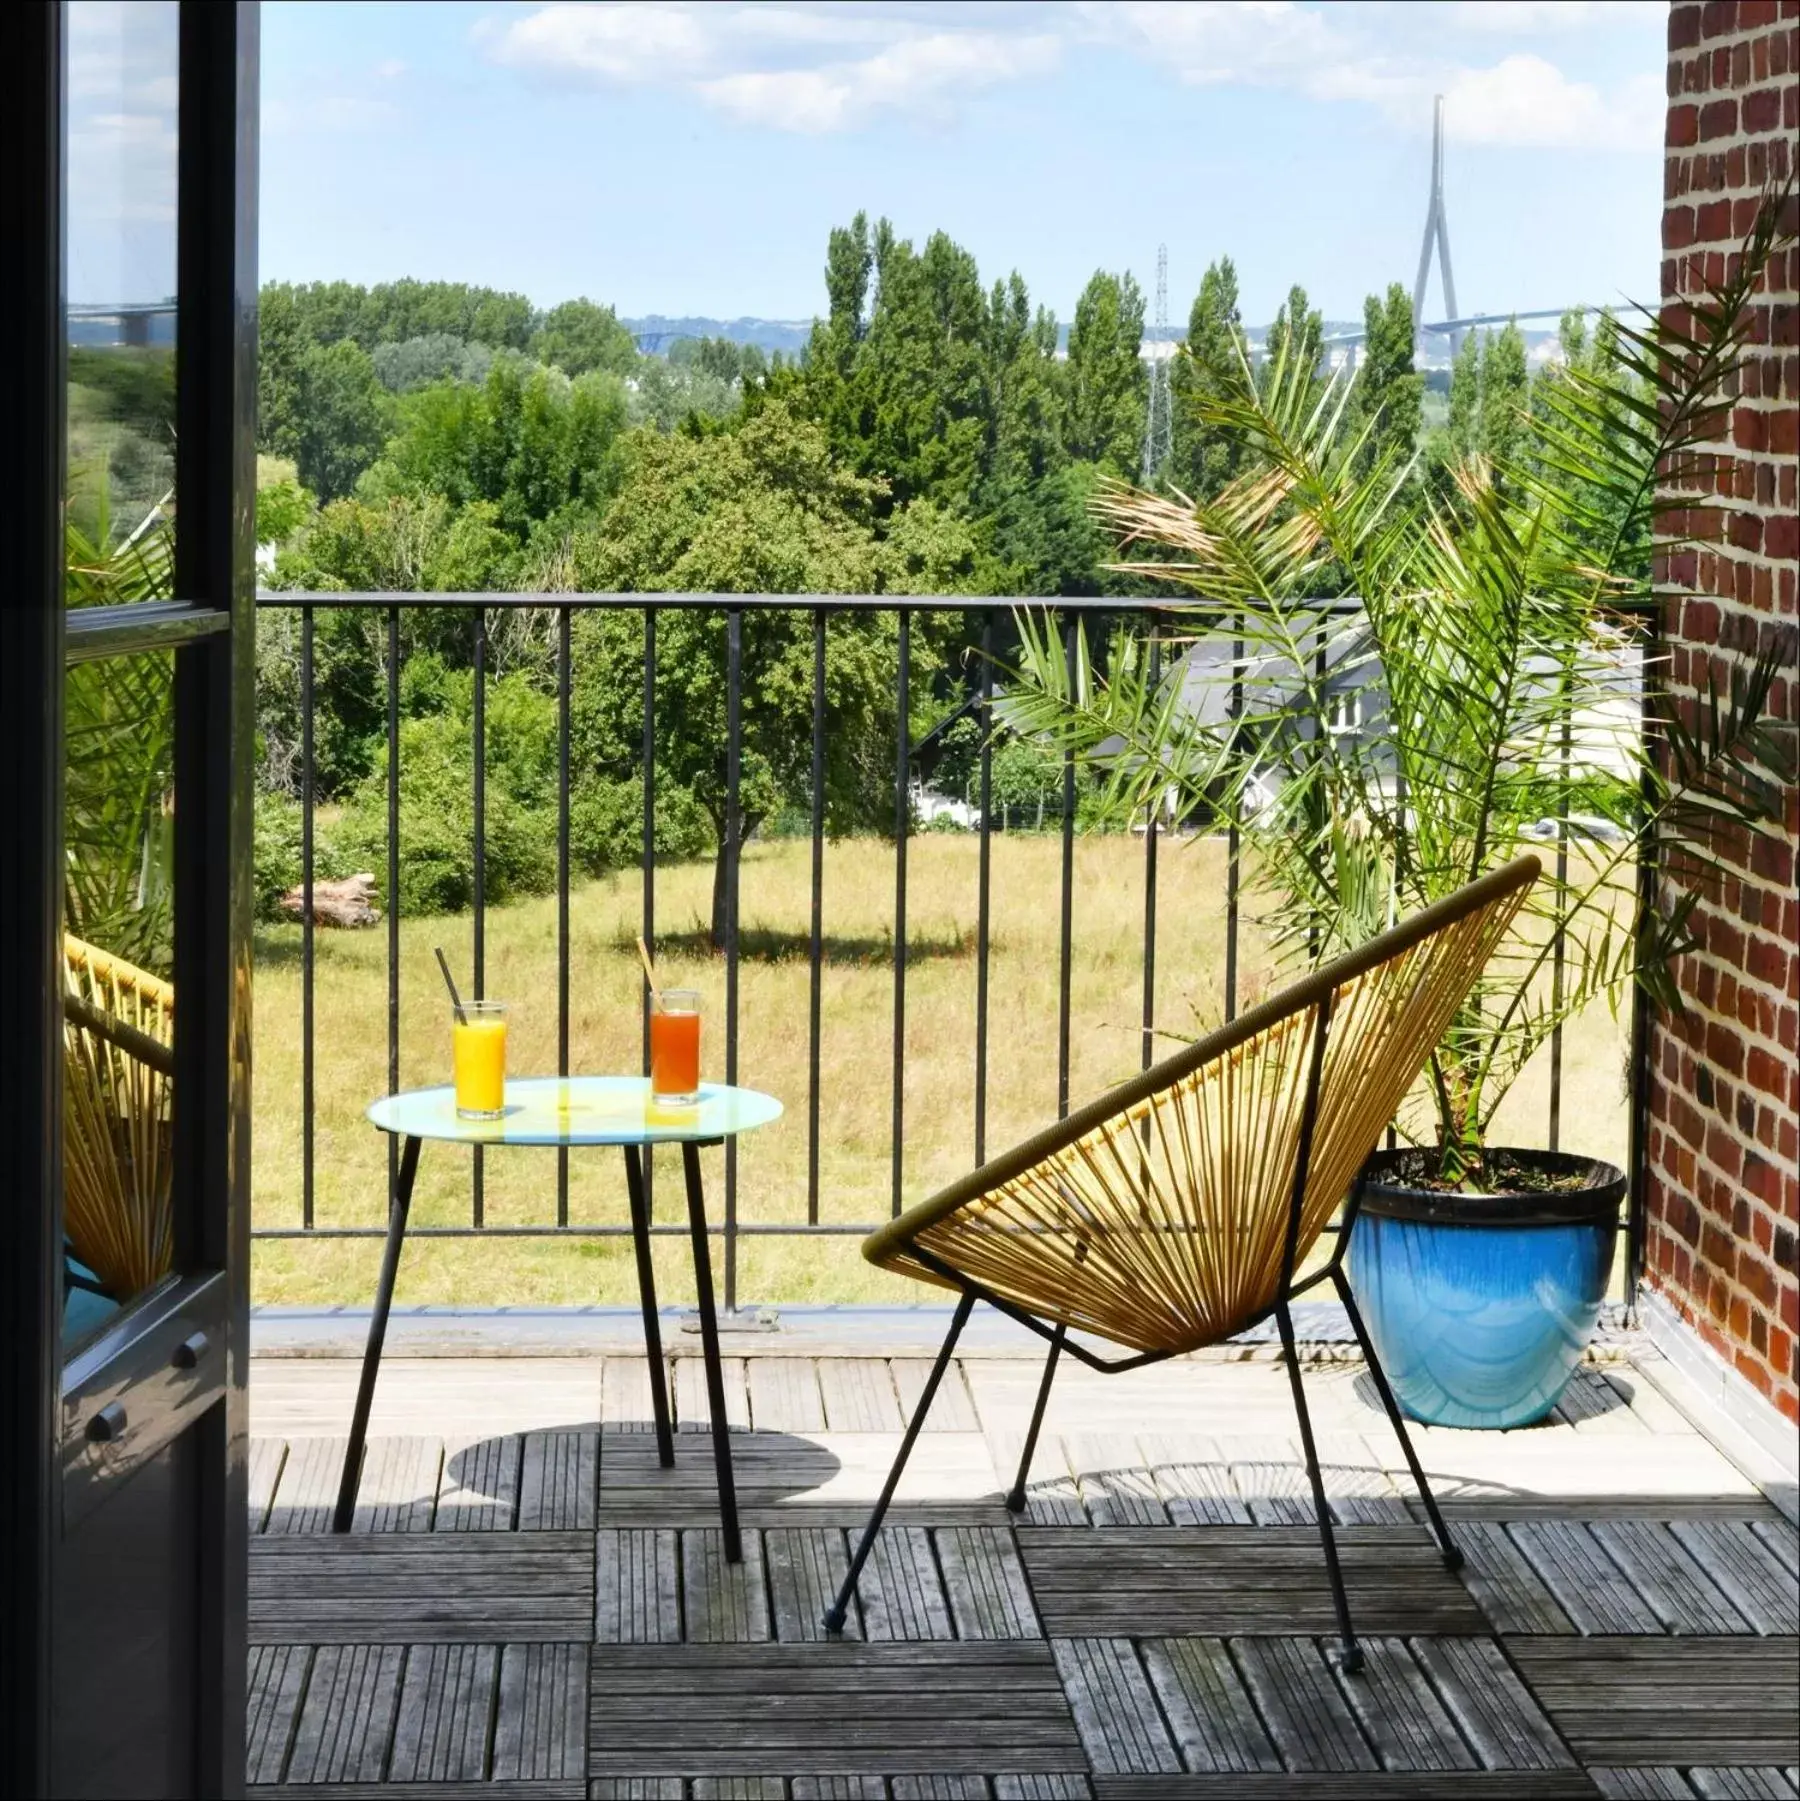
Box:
[253, 590, 1658, 1311]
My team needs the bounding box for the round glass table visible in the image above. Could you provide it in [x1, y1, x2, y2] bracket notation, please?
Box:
[337, 1077, 782, 1561]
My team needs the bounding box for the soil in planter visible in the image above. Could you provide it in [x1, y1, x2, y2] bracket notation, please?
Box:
[1383, 1146, 1595, 1198]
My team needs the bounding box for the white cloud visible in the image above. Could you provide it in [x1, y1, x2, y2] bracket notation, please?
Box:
[486, 1, 1662, 147]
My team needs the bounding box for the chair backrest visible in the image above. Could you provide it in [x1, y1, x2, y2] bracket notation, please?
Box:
[868, 856, 1539, 1355]
[63, 934, 176, 1299]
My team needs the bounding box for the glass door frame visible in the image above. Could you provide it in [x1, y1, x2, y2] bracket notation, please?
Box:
[0, 4, 260, 1790]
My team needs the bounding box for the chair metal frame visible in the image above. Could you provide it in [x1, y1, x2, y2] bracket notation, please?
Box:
[822, 858, 1540, 1671]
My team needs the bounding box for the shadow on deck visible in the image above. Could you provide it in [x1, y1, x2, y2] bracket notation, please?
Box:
[244, 1337, 1799, 1799]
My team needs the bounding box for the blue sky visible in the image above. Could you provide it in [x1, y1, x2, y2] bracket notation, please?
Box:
[256, 0, 1668, 330]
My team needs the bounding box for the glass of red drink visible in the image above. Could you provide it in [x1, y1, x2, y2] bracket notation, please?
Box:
[650, 988, 701, 1105]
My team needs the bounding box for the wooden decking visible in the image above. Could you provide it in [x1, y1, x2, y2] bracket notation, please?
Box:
[246, 1344, 1799, 1799]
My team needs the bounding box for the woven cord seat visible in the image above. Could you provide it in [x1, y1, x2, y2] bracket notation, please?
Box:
[825, 856, 1540, 1670]
[62, 934, 176, 1302]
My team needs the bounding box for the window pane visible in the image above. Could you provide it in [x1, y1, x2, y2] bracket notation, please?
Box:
[62, 650, 178, 1353]
[65, 0, 179, 582]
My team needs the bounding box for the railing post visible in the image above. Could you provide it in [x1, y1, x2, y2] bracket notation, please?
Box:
[1058, 613, 1076, 1119]
[808, 606, 826, 1227]
[301, 603, 315, 1231]
[892, 608, 911, 1214]
[386, 604, 400, 1214]
[975, 614, 994, 1165]
[557, 603, 571, 1225]
[472, 606, 486, 1229]
[641, 605, 656, 1218]
[724, 606, 742, 1312]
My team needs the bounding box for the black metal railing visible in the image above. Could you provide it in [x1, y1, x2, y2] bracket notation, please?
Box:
[253, 590, 1658, 1311]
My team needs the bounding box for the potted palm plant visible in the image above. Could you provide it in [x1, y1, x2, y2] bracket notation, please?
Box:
[1003, 201, 1795, 1427]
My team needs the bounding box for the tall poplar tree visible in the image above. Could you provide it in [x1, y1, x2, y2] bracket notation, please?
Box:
[1169, 257, 1248, 501]
[1062, 270, 1147, 475]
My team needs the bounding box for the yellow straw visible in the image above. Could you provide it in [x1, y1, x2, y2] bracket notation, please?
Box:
[635, 936, 661, 1004]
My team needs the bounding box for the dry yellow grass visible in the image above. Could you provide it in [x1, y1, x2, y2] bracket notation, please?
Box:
[251, 834, 1630, 1310]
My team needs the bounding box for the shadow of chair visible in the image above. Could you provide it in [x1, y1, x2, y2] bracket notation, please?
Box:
[825, 856, 1541, 1672]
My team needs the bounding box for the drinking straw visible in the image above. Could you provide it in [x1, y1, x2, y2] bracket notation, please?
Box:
[434, 947, 469, 1026]
[635, 936, 661, 1004]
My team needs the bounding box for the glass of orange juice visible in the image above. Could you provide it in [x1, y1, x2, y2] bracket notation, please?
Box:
[453, 1001, 509, 1118]
[650, 989, 701, 1105]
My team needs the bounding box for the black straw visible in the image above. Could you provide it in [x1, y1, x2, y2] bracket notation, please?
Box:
[435, 947, 469, 1026]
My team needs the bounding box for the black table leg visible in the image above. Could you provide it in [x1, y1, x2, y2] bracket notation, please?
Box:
[681, 1140, 741, 1562]
[623, 1144, 675, 1465]
[334, 1133, 421, 1532]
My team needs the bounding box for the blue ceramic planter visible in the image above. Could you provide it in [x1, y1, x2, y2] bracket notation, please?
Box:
[1347, 1149, 1622, 1430]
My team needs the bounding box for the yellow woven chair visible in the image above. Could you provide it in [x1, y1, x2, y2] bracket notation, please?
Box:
[63, 934, 176, 1302]
[824, 856, 1540, 1670]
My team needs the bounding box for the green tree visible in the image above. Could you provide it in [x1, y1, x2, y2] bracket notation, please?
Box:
[363, 358, 630, 539]
[293, 339, 387, 501]
[1261, 283, 1323, 405]
[1063, 269, 1147, 473]
[1478, 319, 1530, 471]
[562, 402, 924, 943]
[1170, 257, 1248, 501]
[1347, 281, 1424, 475]
[530, 298, 639, 377]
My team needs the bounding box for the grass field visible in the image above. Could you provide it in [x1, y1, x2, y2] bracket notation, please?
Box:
[251, 834, 1631, 1311]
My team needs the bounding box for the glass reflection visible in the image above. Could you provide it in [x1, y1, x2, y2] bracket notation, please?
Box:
[65, 1, 179, 574]
[62, 650, 178, 1351]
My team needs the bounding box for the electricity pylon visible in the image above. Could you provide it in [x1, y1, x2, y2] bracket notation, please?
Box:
[1142, 243, 1172, 483]
[1411, 96, 1460, 357]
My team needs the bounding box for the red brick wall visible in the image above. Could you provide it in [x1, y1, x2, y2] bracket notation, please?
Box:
[1651, 0, 1799, 1423]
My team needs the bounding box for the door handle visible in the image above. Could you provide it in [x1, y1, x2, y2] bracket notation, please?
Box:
[86, 1402, 128, 1444]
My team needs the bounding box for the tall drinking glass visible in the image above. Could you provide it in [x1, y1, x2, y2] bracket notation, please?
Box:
[650, 989, 702, 1105]
[453, 1000, 508, 1118]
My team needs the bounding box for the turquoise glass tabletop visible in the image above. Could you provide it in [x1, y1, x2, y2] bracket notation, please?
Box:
[367, 1076, 782, 1147]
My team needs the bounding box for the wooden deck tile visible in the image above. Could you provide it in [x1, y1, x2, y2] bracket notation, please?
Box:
[818, 1360, 905, 1432]
[1409, 1636, 1577, 1771]
[693, 1779, 787, 1799]
[1066, 1435, 1168, 1527]
[676, 1354, 751, 1433]
[603, 1356, 668, 1432]
[1668, 1522, 1800, 1635]
[590, 1782, 685, 1800]
[1511, 1522, 1666, 1635]
[587, 1642, 1085, 1776]
[1139, 1637, 1281, 1773]
[248, 1438, 285, 1535]
[437, 1433, 520, 1530]
[860, 1526, 955, 1641]
[246, 1644, 309, 1785]
[895, 1358, 981, 1432]
[684, 1528, 773, 1643]
[1092, 1778, 1602, 1798]
[937, 1527, 1041, 1639]
[989, 1432, 1084, 1525]
[284, 1643, 404, 1783]
[520, 1430, 599, 1530]
[1220, 1436, 1313, 1526]
[1336, 1636, 1478, 1773]
[1509, 1637, 1800, 1768]
[1456, 1522, 1578, 1635]
[353, 1436, 441, 1533]
[389, 1642, 498, 1781]
[993, 1777, 1093, 1799]
[748, 1360, 828, 1434]
[1137, 1436, 1251, 1526]
[890, 1778, 986, 1799]
[492, 1642, 586, 1781]
[1748, 1520, 1798, 1578]
[790, 1781, 886, 1799]
[767, 1527, 854, 1642]
[596, 1528, 681, 1644]
[1232, 1637, 1377, 1771]
[1591, 1522, 1752, 1634]
[1019, 1528, 1486, 1637]
[1052, 1638, 1182, 1775]
[1588, 1773, 1696, 1798]
[264, 1437, 345, 1536]
[1316, 1434, 1408, 1527]
[1687, 1771, 1800, 1797]
[250, 1532, 594, 1644]
[1556, 1371, 1651, 1434]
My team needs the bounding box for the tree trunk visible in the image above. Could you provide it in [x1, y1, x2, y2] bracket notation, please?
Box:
[708, 814, 760, 951]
